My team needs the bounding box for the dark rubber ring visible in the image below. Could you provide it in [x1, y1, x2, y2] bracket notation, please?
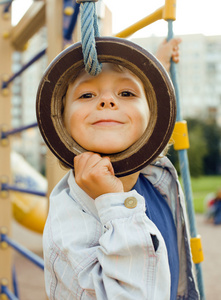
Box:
[36, 37, 176, 177]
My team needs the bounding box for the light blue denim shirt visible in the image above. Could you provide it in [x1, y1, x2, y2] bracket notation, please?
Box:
[43, 156, 199, 299]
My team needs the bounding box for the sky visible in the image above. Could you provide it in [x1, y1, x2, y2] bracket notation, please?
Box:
[104, 0, 221, 37]
[12, 0, 221, 37]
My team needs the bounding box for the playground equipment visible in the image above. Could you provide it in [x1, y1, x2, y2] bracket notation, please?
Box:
[11, 151, 47, 234]
[0, 0, 205, 299]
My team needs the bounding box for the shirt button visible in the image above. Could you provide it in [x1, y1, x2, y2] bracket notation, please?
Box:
[124, 197, 137, 209]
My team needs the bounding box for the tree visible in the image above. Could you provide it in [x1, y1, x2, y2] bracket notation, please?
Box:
[168, 117, 221, 176]
[202, 120, 221, 174]
[188, 124, 208, 177]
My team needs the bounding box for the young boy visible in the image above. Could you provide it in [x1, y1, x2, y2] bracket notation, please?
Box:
[42, 38, 199, 299]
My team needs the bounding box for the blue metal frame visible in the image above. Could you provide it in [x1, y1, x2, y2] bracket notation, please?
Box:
[0, 1, 81, 299]
[1, 233, 44, 270]
[0, 0, 13, 5]
[2, 0, 12, 13]
[167, 20, 205, 300]
[1, 183, 46, 197]
[1, 49, 46, 89]
[1, 284, 19, 300]
[63, 1, 80, 40]
[1, 122, 38, 139]
[12, 266, 19, 299]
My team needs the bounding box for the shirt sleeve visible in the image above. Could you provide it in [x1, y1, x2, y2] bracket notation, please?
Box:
[43, 174, 171, 300]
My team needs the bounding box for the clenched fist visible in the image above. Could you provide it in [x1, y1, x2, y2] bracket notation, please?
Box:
[74, 152, 124, 199]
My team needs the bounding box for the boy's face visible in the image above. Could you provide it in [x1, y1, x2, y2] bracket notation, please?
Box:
[64, 63, 150, 154]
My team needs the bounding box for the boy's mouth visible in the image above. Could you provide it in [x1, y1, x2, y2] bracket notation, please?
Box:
[92, 119, 124, 126]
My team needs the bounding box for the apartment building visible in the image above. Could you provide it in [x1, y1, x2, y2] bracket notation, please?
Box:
[131, 34, 221, 126]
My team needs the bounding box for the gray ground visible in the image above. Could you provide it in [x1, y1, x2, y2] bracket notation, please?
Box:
[11, 214, 221, 300]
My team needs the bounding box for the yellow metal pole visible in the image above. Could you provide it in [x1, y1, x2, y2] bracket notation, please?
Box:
[0, 5, 13, 289]
[163, 0, 176, 20]
[115, 6, 163, 38]
[115, 0, 176, 39]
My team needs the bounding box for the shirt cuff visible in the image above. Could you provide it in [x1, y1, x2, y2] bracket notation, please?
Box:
[95, 190, 146, 225]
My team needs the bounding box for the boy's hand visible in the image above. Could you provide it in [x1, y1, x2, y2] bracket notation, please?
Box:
[155, 38, 182, 73]
[74, 152, 124, 199]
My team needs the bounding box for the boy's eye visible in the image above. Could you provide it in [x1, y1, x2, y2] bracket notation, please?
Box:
[119, 91, 135, 97]
[79, 93, 95, 99]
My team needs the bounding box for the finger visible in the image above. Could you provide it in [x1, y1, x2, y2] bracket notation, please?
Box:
[76, 153, 106, 181]
[172, 56, 179, 63]
[87, 157, 122, 194]
[74, 152, 93, 167]
[74, 152, 95, 176]
[172, 45, 179, 51]
[77, 156, 113, 193]
[160, 38, 167, 45]
[80, 155, 111, 177]
[94, 157, 114, 176]
[172, 51, 180, 63]
[105, 157, 115, 176]
[83, 153, 104, 171]
[169, 37, 182, 48]
[172, 50, 179, 57]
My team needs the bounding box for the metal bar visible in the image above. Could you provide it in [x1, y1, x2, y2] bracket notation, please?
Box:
[1, 183, 47, 197]
[64, 2, 80, 40]
[3, 0, 12, 12]
[76, 0, 98, 3]
[1, 122, 38, 139]
[0, 0, 13, 4]
[1, 284, 19, 300]
[12, 266, 19, 299]
[167, 20, 206, 300]
[163, 0, 176, 20]
[1, 234, 44, 270]
[1, 48, 46, 89]
[0, 0, 13, 284]
[115, 6, 163, 38]
[178, 150, 205, 300]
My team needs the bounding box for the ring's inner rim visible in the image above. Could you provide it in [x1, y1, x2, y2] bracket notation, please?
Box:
[51, 56, 158, 163]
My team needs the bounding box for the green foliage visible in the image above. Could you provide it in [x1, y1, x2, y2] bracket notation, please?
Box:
[188, 125, 208, 177]
[178, 175, 221, 213]
[167, 118, 221, 214]
[189, 176, 221, 213]
[203, 120, 221, 174]
[187, 118, 221, 175]
[168, 117, 221, 176]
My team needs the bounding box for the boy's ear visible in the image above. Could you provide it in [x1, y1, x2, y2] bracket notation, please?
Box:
[36, 37, 176, 177]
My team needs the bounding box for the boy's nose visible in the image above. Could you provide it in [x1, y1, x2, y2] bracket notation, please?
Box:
[97, 93, 118, 109]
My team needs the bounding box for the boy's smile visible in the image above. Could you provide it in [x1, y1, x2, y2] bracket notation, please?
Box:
[64, 63, 150, 154]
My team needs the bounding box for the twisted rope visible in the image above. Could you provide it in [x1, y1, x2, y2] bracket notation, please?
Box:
[80, 2, 102, 75]
[167, 20, 205, 300]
